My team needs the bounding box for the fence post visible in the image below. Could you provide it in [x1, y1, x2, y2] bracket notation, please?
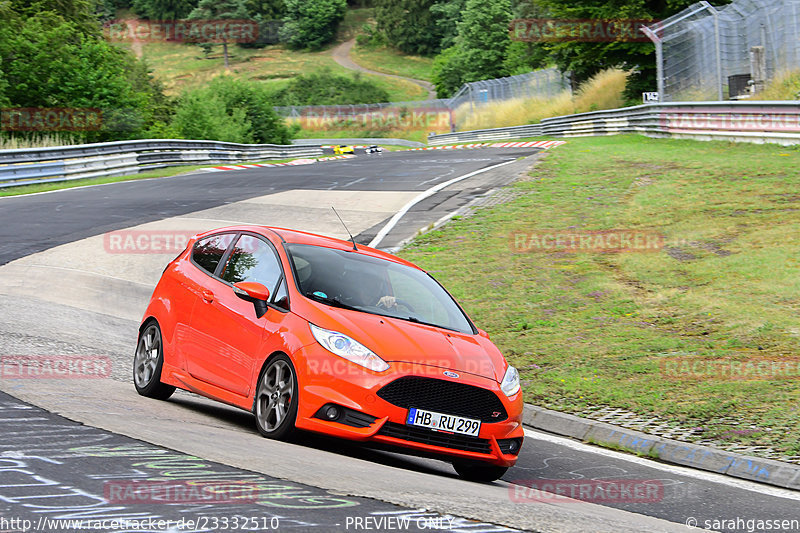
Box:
[642, 25, 664, 102]
[711, 7, 724, 101]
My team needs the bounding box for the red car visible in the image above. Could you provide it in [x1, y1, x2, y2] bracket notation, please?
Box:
[134, 225, 523, 481]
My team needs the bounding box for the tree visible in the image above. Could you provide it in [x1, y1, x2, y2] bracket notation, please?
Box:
[189, 0, 249, 68]
[533, 0, 698, 98]
[244, 0, 284, 19]
[172, 91, 254, 143]
[279, 0, 347, 50]
[431, 0, 512, 97]
[0, 1, 171, 141]
[132, 0, 198, 20]
[270, 69, 390, 105]
[0, 65, 8, 109]
[375, 0, 441, 56]
[429, 0, 466, 51]
[171, 77, 292, 143]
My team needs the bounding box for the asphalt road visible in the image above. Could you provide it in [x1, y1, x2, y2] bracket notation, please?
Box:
[0, 148, 534, 265]
[0, 390, 515, 533]
[1, 148, 798, 532]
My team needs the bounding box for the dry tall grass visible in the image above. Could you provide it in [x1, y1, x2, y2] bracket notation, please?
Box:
[0, 134, 81, 150]
[758, 70, 800, 100]
[455, 68, 630, 131]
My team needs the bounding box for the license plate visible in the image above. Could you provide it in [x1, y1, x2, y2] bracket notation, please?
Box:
[406, 408, 481, 437]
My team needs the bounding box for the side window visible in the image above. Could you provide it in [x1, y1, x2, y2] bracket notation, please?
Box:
[221, 235, 282, 293]
[192, 234, 235, 275]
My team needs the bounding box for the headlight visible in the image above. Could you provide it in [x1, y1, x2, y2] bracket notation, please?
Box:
[500, 365, 521, 397]
[309, 324, 389, 372]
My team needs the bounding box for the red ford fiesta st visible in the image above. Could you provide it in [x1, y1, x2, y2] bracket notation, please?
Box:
[134, 225, 523, 481]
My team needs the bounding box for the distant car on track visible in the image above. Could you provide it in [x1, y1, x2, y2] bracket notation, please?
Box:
[134, 226, 524, 481]
[333, 144, 355, 155]
[365, 145, 383, 154]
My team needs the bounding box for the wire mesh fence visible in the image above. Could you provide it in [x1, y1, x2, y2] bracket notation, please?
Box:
[273, 68, 570, 132]
[644, 0, 800, 102]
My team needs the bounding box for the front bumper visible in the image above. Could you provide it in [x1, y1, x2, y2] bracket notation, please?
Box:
[292, 347, 524, 467]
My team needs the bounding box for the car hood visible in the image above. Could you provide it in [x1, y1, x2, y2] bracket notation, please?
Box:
[297, 303, 507, 382]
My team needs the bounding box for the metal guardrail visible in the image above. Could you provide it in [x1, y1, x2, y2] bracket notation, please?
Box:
[291, 138, 424, 148]
[0, 140, 323, 189]
[428, 102, 800, 146]
[6, 102, 798, 188]
[426, 124, 543, 145]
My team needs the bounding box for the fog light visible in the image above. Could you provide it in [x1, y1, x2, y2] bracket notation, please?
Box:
[508, 440, 518, 452]
[325, 405, 340, 420]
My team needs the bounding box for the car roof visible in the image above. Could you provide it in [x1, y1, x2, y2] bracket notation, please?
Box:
[195, 225, 421, 270]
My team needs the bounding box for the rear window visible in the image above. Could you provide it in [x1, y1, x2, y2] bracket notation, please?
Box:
[192, 234, 235, 275]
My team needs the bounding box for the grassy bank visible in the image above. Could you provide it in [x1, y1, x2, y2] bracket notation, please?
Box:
[350, 45, 434, 82]
[399, 135, 800, 455]
[134, 42, 426, 102]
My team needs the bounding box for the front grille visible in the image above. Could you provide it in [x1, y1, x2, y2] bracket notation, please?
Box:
[377, 422, 492, 454]
[376, 376, 507, 422]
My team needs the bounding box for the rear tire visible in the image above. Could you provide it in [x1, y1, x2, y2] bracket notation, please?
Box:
[453, 461, 508, 483]
[254, 354, 298, 440]
[133, 322, 176, 400]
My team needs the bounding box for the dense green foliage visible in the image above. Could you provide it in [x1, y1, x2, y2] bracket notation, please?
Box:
[375, 0, 702, 100]
[270, 70, 390, 105]
[171, 77, 292, 143]
[280, 0, 347, 50]
[375, 0, 441, 55]
[534, 0, 696, 99]
[131, 0, 198, 19]
[0, 0, 168, 142]
[431, 0, 512, 97]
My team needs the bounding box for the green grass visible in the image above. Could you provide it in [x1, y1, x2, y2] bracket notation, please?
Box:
[0, 154, 346, 197]
[399, 135, 800, 455]
[134, 41, 426, 102]
[350, 45, 434, 83]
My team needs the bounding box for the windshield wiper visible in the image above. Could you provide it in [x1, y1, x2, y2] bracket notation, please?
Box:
[398, 315, 459, 332]
[305, 292, 361, 312]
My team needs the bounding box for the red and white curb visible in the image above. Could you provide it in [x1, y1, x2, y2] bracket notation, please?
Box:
[406, 140, 566, 150]
[202, 154, 356, 172]
[321, 145, 368, 149]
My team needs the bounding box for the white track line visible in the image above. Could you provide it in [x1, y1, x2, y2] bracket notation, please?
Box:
[367, 160, 516, 248]
[523, 428, 800, 501]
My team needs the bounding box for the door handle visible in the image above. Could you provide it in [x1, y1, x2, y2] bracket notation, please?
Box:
[201, 290, 214, 303]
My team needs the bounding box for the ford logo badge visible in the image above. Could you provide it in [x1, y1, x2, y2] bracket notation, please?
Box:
[443, 371, 459, 378]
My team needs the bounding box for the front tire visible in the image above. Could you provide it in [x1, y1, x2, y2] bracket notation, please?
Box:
[453, 461, 508, 483]
[133, 322, 175, 400]
[254, 354, 298, 440]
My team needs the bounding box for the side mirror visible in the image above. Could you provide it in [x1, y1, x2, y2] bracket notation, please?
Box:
[233, 282, 270, 318]
[477, 328, 490, 339]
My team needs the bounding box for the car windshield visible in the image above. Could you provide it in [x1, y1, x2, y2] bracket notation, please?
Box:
[286, 244, 474, 334]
